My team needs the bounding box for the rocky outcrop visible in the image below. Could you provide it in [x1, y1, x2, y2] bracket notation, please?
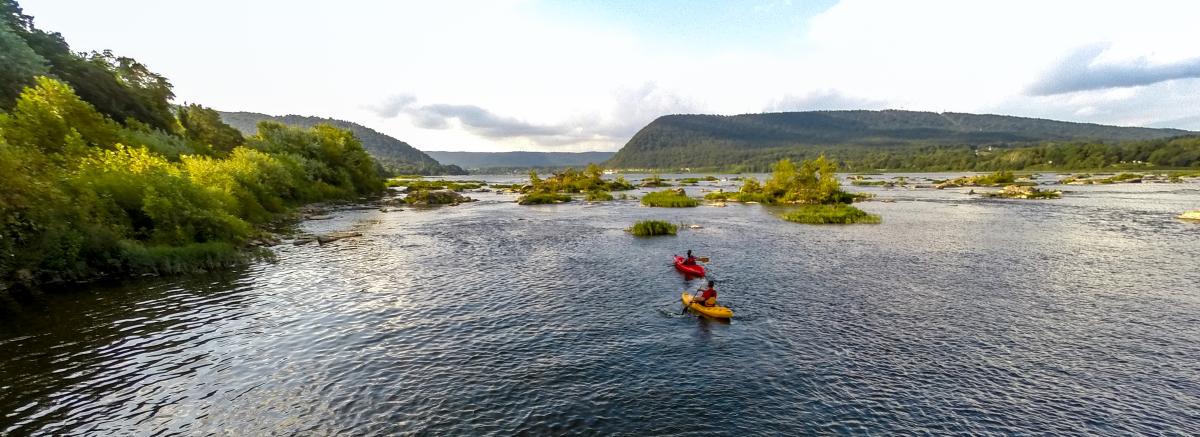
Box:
[980, 185, 1062, 199]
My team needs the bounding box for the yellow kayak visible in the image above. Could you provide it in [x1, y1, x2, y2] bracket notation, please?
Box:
[681, 292, 733, 319]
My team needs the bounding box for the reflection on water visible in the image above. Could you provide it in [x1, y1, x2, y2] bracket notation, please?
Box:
[2, 174, 1199, 435]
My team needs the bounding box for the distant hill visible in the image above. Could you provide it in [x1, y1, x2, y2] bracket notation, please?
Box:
[426, 151, 615, 170]
[218, 111, 464, 175]
[606, 110, 1194, 170]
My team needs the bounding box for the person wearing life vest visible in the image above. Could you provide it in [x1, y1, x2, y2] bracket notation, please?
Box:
[694, 280, 717, 306]
[682, 250, 698, 266]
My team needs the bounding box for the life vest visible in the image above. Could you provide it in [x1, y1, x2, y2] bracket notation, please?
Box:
[697, 288, 717, 306]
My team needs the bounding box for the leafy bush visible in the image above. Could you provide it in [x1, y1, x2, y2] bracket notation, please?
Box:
[518, 192, 572, 205]
[523, 164, 632, 193]
[781, 204, 881, 224]
[629, 220, 677, 236]
[642, 190, 700, 207]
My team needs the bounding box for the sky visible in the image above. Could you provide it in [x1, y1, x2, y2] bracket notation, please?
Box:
[20, 0, 1200, 152]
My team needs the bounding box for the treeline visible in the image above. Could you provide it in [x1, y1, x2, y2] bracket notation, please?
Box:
[607, 137, 1200, 173]
[715, 137, 1200, 172]
[0, 1, 383, 287]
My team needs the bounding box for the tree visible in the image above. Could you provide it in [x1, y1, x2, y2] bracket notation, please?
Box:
[0, 76, 120, 155]
[0, 24, 47, 107]
[178, 104, 243, 153]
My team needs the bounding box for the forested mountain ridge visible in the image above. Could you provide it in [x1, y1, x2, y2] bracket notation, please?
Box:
[219, 111, 465, 175]
[606, 110, 1197, 170]
[426, 151, 614, 170]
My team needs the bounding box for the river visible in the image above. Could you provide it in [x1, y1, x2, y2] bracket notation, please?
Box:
[2, 173, 1199, 435]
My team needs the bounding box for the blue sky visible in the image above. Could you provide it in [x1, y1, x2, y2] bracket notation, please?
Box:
[20, 0, 1200, 152]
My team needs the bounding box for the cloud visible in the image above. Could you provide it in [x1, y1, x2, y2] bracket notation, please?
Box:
[373, 95, 573, 140]
[602, 82, 704, 137]
[1028, 43, 1200, 95]
[764, 89, 887, 112]
[989, 79, 1200, 130]
[370, 82, 702, 150]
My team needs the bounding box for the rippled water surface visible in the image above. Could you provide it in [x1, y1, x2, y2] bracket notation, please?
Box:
[3, 174, 1200, 435]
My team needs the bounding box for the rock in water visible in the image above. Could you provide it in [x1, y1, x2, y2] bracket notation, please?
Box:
[317, 232, 363, 245]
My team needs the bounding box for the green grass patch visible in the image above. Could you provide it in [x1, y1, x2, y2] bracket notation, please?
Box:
[518, 192, 572, 205]
[781, 204, 881, 224]
[628, 220, 677, 236]
[641, 190, 700, 207]
[390, 180, 484, 191]
[640, 174, 672, 187]
[704, 191, 773, 203]
[678, 177, 701, 185]
[585, 190, 614, 201]
[851, 180, 889, 186]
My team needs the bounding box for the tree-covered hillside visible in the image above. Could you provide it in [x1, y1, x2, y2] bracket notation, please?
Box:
[1, 0, 385, 286]
[606, 110, 1197, 170]
[219, 112, 464, 175]
[425, 151, 614, 171]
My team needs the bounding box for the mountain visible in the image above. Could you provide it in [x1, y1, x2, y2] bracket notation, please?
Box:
[606, 110, 1194, 170]
[425, 151, 615, 170]
[218, 111, 464, 175]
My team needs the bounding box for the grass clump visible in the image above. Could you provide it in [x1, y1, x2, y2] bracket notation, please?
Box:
[703, 175, 719, 181]
[678, 177, 701, 185]
[628, 220, 677, 236]
[518, 192, 572, 205]
[585, 190, 614, 201]
[781, 204, 881, 224]
[640, 174, 672, 187]
[389, 179, 483, 191]
[641, 190, 700, 207]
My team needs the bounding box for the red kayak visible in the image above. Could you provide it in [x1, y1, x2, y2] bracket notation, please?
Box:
[674, 255, 705, 277]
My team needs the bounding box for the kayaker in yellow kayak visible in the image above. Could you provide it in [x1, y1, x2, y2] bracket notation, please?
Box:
[694, 280, 717, 306]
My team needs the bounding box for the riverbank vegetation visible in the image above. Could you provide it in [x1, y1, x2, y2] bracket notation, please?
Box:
[0, 2, 384, 287]
[628, 220, 677, 236]
[642, 190, 701, 207]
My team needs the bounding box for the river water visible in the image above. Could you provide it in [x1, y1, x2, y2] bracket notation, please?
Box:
[2, 174, 1199, 435]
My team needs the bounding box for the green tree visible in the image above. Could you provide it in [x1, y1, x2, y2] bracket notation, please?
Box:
[0, 24, 47, 107]
[0, 76, 120, 155]
[178, 103, 243, 153]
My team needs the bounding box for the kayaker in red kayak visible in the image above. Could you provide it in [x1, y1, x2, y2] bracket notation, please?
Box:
[694, 280, 717, 306]
[682, 250, 699, 266]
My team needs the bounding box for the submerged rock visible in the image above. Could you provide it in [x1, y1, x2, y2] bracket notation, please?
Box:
[317, 232, 362, 245]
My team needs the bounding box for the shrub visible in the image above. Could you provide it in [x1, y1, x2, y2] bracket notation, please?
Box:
[518, 192, 572, 205]
[629, 220, 677, 236]
[781, 204, 881, 224]
[642, 190, 699, 207]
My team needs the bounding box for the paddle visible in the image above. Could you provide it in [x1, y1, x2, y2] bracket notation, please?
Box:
[698, 257, 710, 263]
[682, 288, 696, 315]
